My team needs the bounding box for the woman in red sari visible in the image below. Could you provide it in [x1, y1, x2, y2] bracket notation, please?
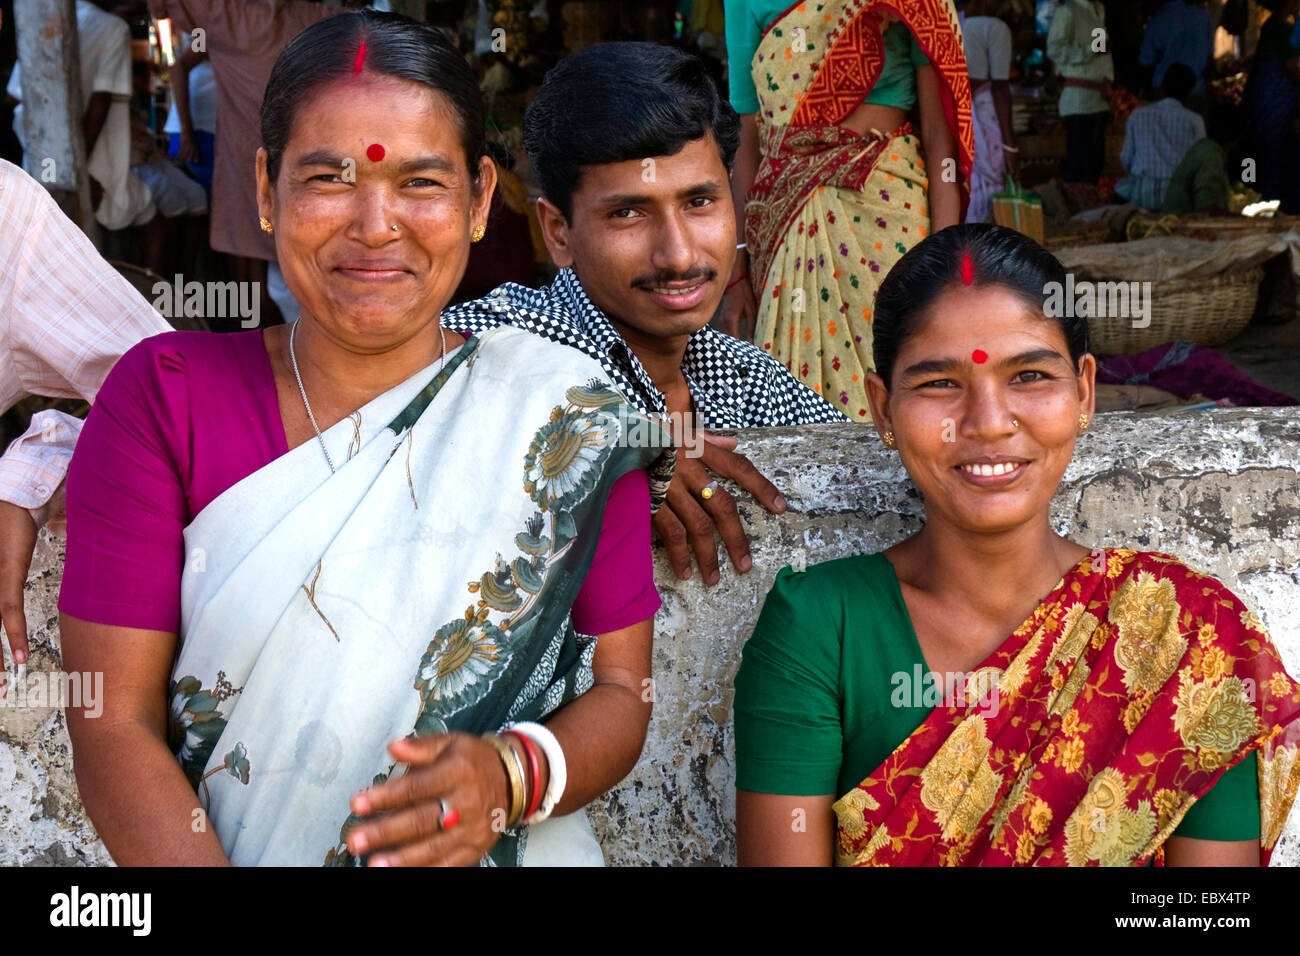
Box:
[733, 223, 1300, 866]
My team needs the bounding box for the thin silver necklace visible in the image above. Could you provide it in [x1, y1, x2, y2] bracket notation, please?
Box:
[289, 319, 448, 475]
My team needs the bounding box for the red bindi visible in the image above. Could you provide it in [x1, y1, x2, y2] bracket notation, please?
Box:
[960, 251, 975, 286]
[972, 349, 988, 364]
[366, 143, 385, 163]
[352, 39, 367, 75]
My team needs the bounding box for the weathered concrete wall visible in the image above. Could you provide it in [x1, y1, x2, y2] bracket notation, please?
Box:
[3, 408, 1299, 866]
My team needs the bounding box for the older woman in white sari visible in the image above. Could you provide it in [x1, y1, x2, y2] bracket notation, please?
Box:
[58, 11, 673, 867]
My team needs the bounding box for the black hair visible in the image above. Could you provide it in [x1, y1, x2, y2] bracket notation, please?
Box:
[872, 223, 1089, 386]
[522, 42, 741, 220]
[1205, 101, 1244, 145]
[261, 10, 485, 186]
[1160, 62, 1197, 103]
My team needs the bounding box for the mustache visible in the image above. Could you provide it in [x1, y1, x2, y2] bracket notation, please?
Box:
[630, 267, 717, 290]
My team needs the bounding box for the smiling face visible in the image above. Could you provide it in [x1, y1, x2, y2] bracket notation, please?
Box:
[866, 283, 1096, 536]
[255, 72, 495, 351]
[536, 133, 734, 347]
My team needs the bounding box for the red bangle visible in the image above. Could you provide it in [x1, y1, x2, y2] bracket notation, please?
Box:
[725, 273, 750, 292]
[504, 730, 544, 821]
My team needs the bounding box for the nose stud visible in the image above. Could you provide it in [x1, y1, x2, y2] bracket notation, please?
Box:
[1011, 418, 1020, 428]
[390, 224, 398, 232]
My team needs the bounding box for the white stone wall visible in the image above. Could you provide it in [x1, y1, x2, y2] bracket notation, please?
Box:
[2, 408, 1298, 866]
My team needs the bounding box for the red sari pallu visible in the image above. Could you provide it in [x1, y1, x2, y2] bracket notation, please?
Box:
[833, 550, 1300, 866]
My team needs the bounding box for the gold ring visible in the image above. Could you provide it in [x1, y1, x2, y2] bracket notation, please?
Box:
[699, 480, 719, 501]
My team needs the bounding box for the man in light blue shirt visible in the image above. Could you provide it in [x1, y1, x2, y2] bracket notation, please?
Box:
[1139, 0, 1214, 97]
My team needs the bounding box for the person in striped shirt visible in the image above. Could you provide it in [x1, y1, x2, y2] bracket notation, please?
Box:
[1116, 63, 1205, 210]
[0, 159, 170, 681]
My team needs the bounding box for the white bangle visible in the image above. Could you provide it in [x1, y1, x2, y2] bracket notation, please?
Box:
[507, 721, 566, 824]
[735, 242, 747, 250]
[1001, 143, 1019, 153]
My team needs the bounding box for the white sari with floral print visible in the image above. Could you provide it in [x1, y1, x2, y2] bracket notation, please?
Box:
[170, 324, 673, 866]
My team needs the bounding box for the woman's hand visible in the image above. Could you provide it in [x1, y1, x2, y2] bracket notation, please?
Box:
[726, 113, 761, 342]
[346, 732, 512, 866]
[718, 274, 757, 342]
[916, 64, 962, 230]
[176, 130, 200, 166]
[1003, 146, 1021, 180]
[0, 499, 37, 679]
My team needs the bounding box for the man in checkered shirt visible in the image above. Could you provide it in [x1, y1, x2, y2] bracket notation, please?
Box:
[443, 269, 846, 429]
[443, 42, 849, 587]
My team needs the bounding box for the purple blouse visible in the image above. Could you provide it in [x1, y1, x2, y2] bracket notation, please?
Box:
[59, 329, 659, 635]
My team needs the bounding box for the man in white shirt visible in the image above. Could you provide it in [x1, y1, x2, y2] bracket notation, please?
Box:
[7, 0, 156, 231]
[1046, 0, 1116, 183]
[0, 158, 170, 683]
[163, 31, 218, 194]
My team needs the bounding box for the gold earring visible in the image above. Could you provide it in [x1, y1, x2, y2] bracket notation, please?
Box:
[881, 431, 896, 448]
[471, 224, 486, 243]
[259, 216, 274, 234]
[1079, 414, 1090, 432]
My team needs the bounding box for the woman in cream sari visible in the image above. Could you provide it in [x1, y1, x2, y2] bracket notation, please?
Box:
[58, 12, 673, 867]
[721, 0, 973, 422]
[734, 225, 1300, 866]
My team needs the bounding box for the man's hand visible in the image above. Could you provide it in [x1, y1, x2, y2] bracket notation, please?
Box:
[176, 131, 200, 166]
[44, 480, 67, 537]
[652, 430, 786, 586]
[346, 733, 509, 866]
[718, 279, 757, 342]
[0, 500, 37, 690]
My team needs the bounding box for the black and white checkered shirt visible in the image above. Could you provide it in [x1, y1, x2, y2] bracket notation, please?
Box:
[441, 270, 849, 428]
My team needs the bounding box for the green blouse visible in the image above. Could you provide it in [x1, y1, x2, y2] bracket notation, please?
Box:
[724, 0, 929, 114]
[733, 553, 1260, 846]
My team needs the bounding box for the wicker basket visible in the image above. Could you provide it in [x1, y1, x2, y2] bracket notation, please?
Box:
[1043, 220, 1112, 250]
[1087, 267, 1263, 355]
[1126, 212, 1300, 241]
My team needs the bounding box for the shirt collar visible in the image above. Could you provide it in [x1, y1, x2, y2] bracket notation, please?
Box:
[683, 326, 743, 403]
[552, 269, 623, 358]
[552, 269, 666, 413]
[553, 268, 745, 414]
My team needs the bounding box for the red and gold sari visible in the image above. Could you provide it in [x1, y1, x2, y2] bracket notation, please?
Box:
[744, 0, 972, 421]
[834, 550, 1300, 866]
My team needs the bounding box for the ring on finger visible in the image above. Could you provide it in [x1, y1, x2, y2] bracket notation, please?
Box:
[438, 797, 460, 830]
[698, 480, 719, 501]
